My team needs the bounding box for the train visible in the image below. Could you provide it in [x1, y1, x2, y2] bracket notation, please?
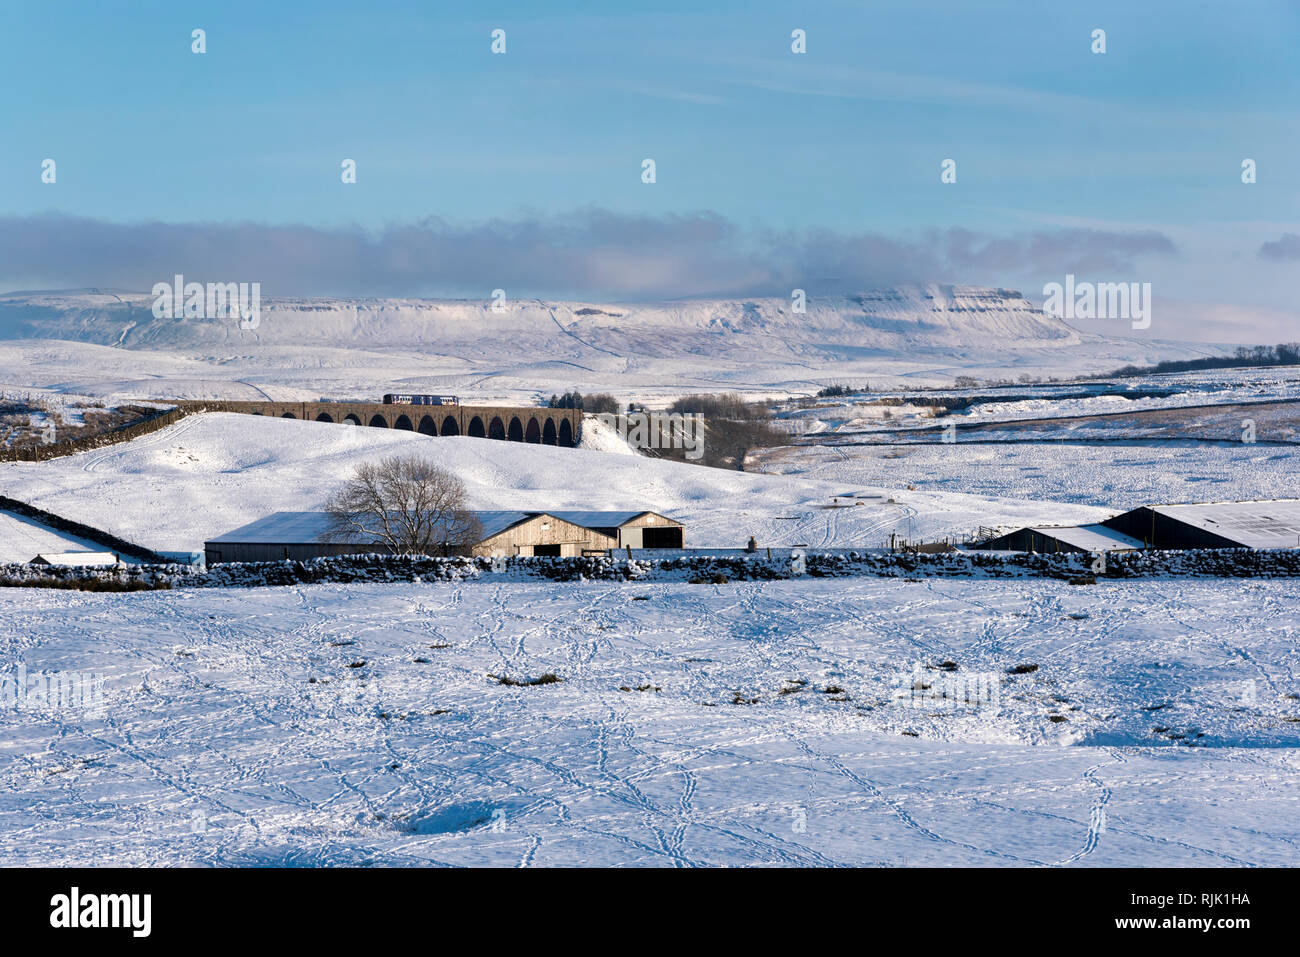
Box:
[381, 394, 460, 406]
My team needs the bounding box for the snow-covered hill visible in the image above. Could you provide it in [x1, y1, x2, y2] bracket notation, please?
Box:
[0, 287, 1219, 402]
[0, 286, 1077, 353]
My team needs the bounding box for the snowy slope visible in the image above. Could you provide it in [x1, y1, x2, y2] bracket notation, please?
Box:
[0, 413, 1107, 552]
[0, 511, 112, 564]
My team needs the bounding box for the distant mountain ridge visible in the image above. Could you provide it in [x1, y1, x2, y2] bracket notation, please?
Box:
[0, 285, 1081, 363]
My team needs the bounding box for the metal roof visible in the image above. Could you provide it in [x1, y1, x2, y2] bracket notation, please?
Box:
[208, 512, 337, 545]
[1027, 524, 1145, 552]
[208, 510, 539, 545]
[471, 511, 545, 539]
[1146, 500, 1300, 549]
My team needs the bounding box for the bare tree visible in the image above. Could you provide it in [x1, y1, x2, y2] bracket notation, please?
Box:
[325, 454, 482, 556]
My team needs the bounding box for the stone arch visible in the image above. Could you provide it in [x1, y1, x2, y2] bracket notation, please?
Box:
[281, 412, 297, 419]
[368, 414, 388, 428]
[418, 415, 437, 435]
[315, 412, 334, 423]
[441, 415, 459, 436]
[488, 416, 505, 440]
[468, 416, 486, 438]
[343, 413, 361, 426]
[542, 419, 557, 445]
[507, 417, 523, 442]
[394, 414, 414, 431]
[559, 419, 573, 447]
[525, 417, 541, 444]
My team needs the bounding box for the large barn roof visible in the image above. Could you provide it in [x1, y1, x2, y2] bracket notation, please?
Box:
[1144, 500, 1300, 549]
[208, 510, 539, 544]
[208, 511, 335, 545]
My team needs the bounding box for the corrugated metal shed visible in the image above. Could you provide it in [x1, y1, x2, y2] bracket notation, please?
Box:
[1026, 524, 1145, 552]
[1145, 500, 1300, 549]
[985, 500, 1300, 553]
[980, 524, 1144, 554]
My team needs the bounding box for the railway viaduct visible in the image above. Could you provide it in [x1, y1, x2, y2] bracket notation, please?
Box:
[174, 400, 582, 446]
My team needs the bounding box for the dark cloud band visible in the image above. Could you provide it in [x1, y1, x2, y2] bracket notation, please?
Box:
[0, 210, 1178, 300]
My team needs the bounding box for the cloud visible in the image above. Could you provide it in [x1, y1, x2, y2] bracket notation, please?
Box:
[1259, 233, 1300, 262]
[0, 210, 1179, 301]
[937, 227, 1178, 275]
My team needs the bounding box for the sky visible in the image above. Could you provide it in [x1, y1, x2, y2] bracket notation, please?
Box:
[0, 0, 1296, 339]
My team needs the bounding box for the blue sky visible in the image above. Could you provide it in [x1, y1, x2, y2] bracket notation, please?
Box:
[1, 0, 1297, 334]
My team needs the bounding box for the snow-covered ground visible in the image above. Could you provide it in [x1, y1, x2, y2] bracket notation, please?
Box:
[777, 367, 1300, 437]
[752, 441, 1300, 512]
[0, 413, 1108, 552]
[0, 511, 109, 564]
[2, 577, 1297, 866]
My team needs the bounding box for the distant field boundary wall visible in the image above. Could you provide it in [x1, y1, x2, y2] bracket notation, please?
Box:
[7, 546, 1300, 591]
[0, 406, 184, 463]
[184, 547, 1300, 586]
[174, 400, 582, 446]
[0, 495, 169, 564]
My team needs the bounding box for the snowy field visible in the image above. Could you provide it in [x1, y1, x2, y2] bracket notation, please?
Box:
[752, 441, 1300, 512]
[778, 368, 1300, 437]
[2, 577, 1297, 866]
[0, 413, 1109, 552]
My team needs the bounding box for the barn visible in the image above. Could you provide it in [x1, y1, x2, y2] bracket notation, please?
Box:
[1100, 500, 1300, 550]
[981, 500, 1300, 553]
[204, 509, 684, 564]
[979, 524, 1144, 554]
[473, 510, 683, 557]
[204, 512, 390, 564]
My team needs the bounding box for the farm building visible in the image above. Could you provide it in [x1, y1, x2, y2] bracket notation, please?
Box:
[978, 524, 1144, 554]
[204, 510, 684, 564]
[30, 551, 120, 566]
[1099, 500, 1300, 550]
[982, 499, 1300, 553]
[472, 510, 683, 556]
[204, 513, 372, 564]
